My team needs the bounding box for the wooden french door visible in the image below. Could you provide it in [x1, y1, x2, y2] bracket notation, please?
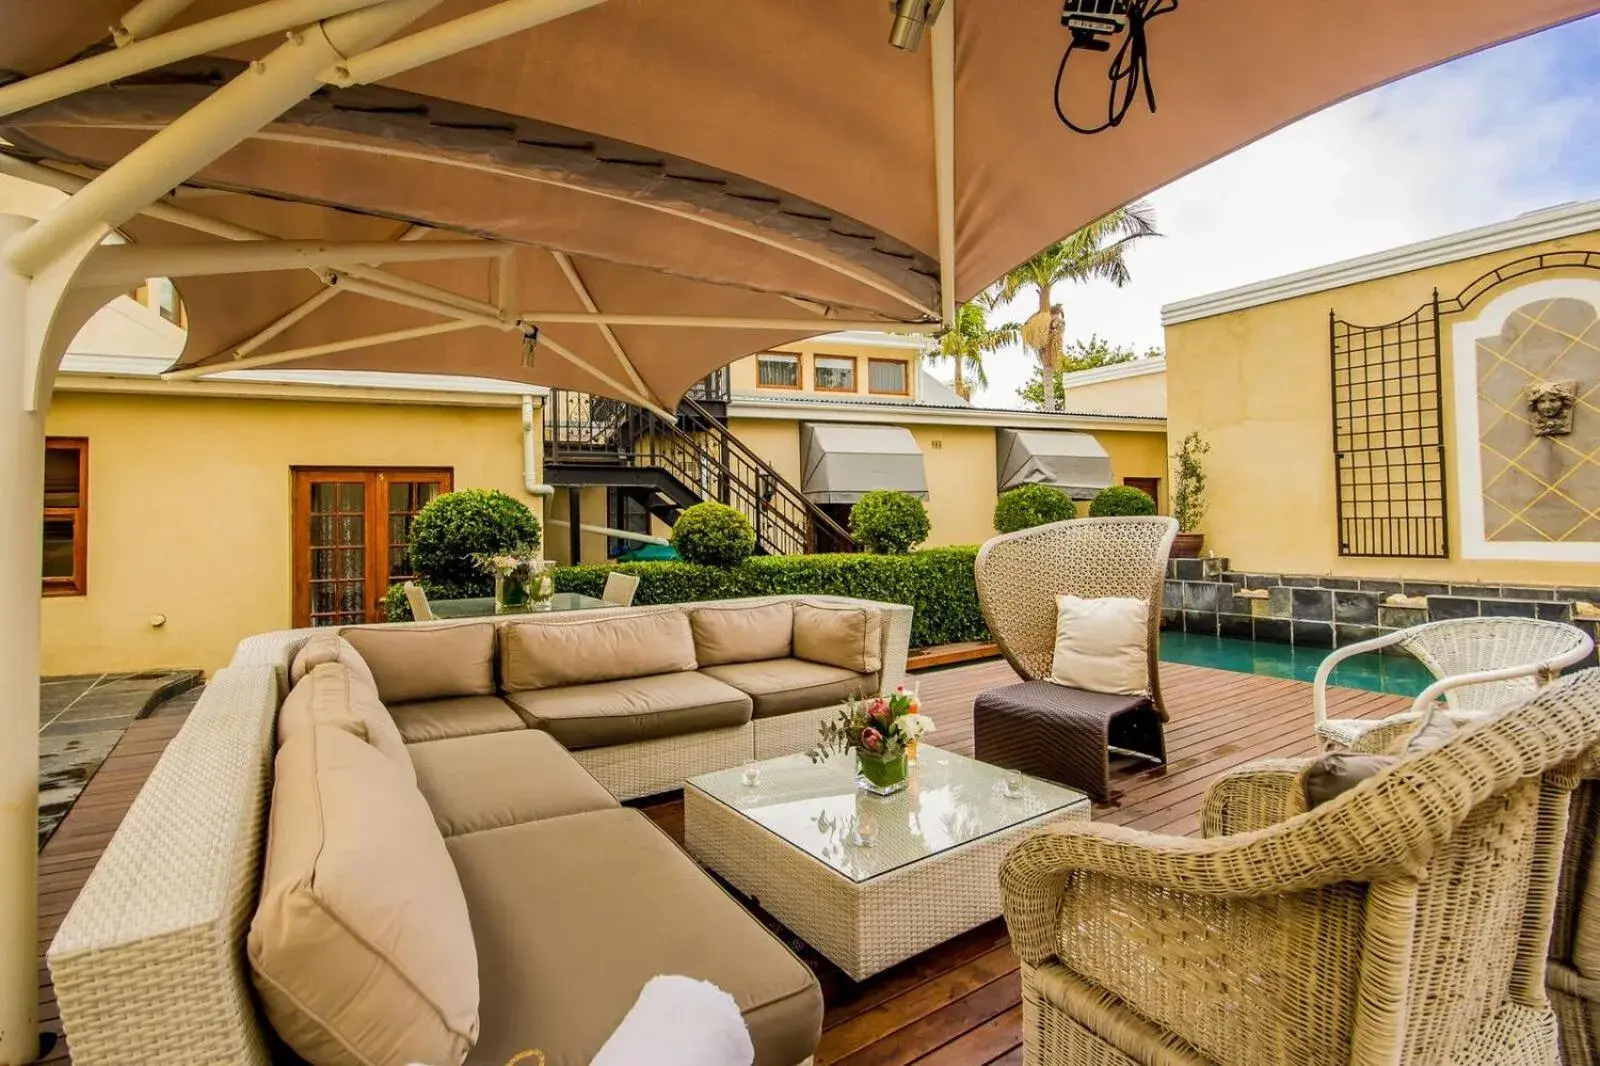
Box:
[292, 468, 452, 627]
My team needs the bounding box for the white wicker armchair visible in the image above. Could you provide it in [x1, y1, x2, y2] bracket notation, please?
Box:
[1314, 616, 1593, 751]
[1002, 669, 1600, 1066]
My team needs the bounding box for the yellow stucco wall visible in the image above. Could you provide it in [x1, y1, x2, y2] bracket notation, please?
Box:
[1166, 224, 1600, 584]
[1061, 370, 1167, 418]
[41, 391, 535, 675]
[729, 337, 927, 402]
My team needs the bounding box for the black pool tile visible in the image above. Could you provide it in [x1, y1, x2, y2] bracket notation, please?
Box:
[1403, 581, 1450, 598]
[1537, 601, 1575, 622]
[1481, 599, 1538, 619]
[1182, 582, 1222, 613]
[1254, 617, 1292, 645]
[1335, 623, 1384, 647]
[1428, 596, 1479, 621]
[1217, 613, 1254, 640]
[1333, 590, 1381, 625]
[1292, 620, 1334, 647]
[1291, 587, 1334, 621]
[1183, 610, 1218, 636]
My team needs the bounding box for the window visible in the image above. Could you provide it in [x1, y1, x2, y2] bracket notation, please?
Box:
[292, 468, 452, 627]
[149, 277, 181, 324]
[757, 352, 801, 388]
[868, 358, 910, 395]
[814, 356, 856, 392]
[43, 439, 88, 596]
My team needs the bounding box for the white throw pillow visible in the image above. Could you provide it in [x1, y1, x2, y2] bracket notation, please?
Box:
[1049, 595, 1150, 696]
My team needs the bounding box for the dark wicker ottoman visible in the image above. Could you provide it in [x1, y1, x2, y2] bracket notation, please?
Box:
[972, 681, 1167, 802]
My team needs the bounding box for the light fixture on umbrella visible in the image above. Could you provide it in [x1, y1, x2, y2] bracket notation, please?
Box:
[521, 325, 541, 369]
[887, 0, 948, 52]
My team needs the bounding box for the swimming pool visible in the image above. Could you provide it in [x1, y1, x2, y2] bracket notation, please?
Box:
[1159, 632, 1432, 698]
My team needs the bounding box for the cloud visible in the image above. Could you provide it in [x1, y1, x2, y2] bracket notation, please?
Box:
[951, 15, 1600, 409]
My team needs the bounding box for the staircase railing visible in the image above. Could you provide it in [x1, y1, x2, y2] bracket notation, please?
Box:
[543, 388, 856, 556]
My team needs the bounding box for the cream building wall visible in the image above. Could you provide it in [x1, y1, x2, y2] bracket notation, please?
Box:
[728, 333, 931, 401]
[1059, 361, 1167, 418]
[42, 391, 536, 674]
[1164, 205, 1600, 586]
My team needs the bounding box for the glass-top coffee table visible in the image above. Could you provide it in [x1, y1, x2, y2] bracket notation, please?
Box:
[684, 745, 1089, 981]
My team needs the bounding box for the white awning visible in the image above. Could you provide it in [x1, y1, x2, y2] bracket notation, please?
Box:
[997, 429, 1113, 500]
[800, 423, 928, 505]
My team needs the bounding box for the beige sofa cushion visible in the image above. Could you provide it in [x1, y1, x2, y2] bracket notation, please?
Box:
[410, 729, 618, 836]
[504, 672, 751, 750]
[288, 631, 377, 691]
[389, 695, 526, 744]
[500, 610, 697, 691]
[448, 808, 822, 1066]
[249, 725, 479, 1066]
[701, 658, 878, 719]
[690, 602, 794, 667]
[342, 623, 496, 704]
[276, 663, 414, 784]
[793, 604, 882, 674]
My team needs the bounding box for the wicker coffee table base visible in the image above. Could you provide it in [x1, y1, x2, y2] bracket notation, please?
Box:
[684, 785, 1088, 982]
[973, 681, 1166, 802]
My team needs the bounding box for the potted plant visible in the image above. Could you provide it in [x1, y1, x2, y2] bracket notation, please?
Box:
[1170, 430, 1210, 558]
[809, 686, 935, 795]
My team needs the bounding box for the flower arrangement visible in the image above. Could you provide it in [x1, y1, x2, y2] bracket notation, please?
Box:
[471, 546, 550, 611]
[809, 686, 934, 794]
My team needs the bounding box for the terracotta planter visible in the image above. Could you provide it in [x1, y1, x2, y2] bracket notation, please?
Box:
[1171, 532, 1205, 559]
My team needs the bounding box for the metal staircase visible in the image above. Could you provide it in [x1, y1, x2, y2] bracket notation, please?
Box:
[543, 370, 855, 557]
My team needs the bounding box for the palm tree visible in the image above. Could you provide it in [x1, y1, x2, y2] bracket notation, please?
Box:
[934, 299, 1019, 402]
[994, 201, 1159, 411]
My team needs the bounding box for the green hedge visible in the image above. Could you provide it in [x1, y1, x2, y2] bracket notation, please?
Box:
[554, 547, 987, 648]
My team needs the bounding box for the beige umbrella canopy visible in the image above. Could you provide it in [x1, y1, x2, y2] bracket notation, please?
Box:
[0, 0, 1595, 409]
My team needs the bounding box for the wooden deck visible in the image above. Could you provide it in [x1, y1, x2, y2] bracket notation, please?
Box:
[32, 660, 1409, 1065]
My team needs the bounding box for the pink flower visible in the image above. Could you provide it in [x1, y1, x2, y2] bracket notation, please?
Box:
[861, 727, 885, 753]
[866, 698, 892, 727]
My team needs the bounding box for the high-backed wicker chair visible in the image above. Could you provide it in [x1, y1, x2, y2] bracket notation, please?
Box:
[602, 571, 641, 607]
[973, 516, 1177, 802]
[1002, 669, 1600, 1066]
[1551, 773, 1600, 1064]
[1315, 617, 1593, 751]
[402, 580, 436, 621]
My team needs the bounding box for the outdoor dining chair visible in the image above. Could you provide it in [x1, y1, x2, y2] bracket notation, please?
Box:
[402, 581, 436, 622]
[1314, 616, 1594, 751]
[602, 571, 641, 607]
[972, 516, 1178, 801]
[1002, 669, 1600, 1066]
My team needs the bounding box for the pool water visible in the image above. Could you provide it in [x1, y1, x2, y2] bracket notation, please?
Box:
[1158, 632, 1433, 698]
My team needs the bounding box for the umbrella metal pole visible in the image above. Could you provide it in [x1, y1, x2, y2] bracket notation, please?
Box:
[0, 214, 44, 1066]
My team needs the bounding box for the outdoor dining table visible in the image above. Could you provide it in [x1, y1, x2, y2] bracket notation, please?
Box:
[428, 592, 616, 619]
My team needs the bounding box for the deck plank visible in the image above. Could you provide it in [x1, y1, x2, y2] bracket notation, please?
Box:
[34, 660, 1412, 1064]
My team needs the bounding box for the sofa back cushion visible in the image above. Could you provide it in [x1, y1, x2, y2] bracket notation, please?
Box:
[793, 604, 883, 674]
[343, 623, 496, 704]
[249, 725, 480, 1066]
[501, 610, 697, 691]
[288, 631, 376, 691]
[276, 662, 415, 785]
[690, 602, 794, 667]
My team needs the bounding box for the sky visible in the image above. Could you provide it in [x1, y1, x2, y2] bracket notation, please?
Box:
[951, 14, 1600, 409]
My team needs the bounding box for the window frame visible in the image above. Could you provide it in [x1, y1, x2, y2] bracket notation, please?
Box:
[756, 351, 802, 390]
[42, 437, 89, 597]
[813, 354, 858, 393]
[867, 357, 911, 396]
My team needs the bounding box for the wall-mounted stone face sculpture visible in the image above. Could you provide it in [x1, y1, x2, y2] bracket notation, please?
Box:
[1527, 379, 1577, 437]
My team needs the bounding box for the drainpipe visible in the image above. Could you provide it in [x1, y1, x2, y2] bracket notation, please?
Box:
[522, 394, 555, 499]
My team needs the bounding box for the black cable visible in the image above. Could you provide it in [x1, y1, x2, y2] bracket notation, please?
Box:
[1054, 0, 1179, 135]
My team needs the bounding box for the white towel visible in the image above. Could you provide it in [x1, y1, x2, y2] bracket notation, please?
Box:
[590, 975, 754, 1066]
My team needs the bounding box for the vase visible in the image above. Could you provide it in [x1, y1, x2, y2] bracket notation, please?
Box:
[494, 571, 530, 614]
[856, 750, 908, 795]
[906, 738, 919, 765]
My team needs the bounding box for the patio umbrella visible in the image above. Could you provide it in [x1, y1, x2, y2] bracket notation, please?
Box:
[1, 1, 1597, 1059]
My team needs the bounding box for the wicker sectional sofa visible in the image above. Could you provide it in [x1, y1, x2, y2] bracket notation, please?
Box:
[47, 595, 912, 1066]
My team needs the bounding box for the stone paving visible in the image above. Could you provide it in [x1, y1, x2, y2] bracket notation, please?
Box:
[38, 670, 201, 846]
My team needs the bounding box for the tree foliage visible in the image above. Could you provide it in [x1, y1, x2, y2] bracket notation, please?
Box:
[993, 484, 1076, 534]
[1017, 336, 1162, 409]
[406, 489, 541, 589]
[1172, 431, 1211, 533]
[1088, 485, 1158, 517]
[849, 490, 932, 554]
[931, 299, 1020, 401]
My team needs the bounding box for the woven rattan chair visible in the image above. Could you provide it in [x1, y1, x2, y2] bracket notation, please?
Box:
[1314, 617, 1593, 751]
[1002, 669, 1600, 1066]
[973, 516, 1177, 801]
[1551, 773, 1600, 1064]
[402, 580, 435, 621]
[603, 570, 641, 607]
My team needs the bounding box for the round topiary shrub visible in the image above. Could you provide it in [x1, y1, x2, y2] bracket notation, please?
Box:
[1088, 484, 1157, 517]
[671, 502, 756, 567]
[993, 484, 1076, 534]
[406, 488, 542, 589]
[849, 490, 931, 555]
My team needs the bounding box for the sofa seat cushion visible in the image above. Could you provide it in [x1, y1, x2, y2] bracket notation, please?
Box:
[250, 725, 479, 1066]
[449, 808, 822, 1066]
[504, 672, 752, 750]
[410, 730, 618, 837]
[700, 658, 878, 719]
[390, 695, 527, 744]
